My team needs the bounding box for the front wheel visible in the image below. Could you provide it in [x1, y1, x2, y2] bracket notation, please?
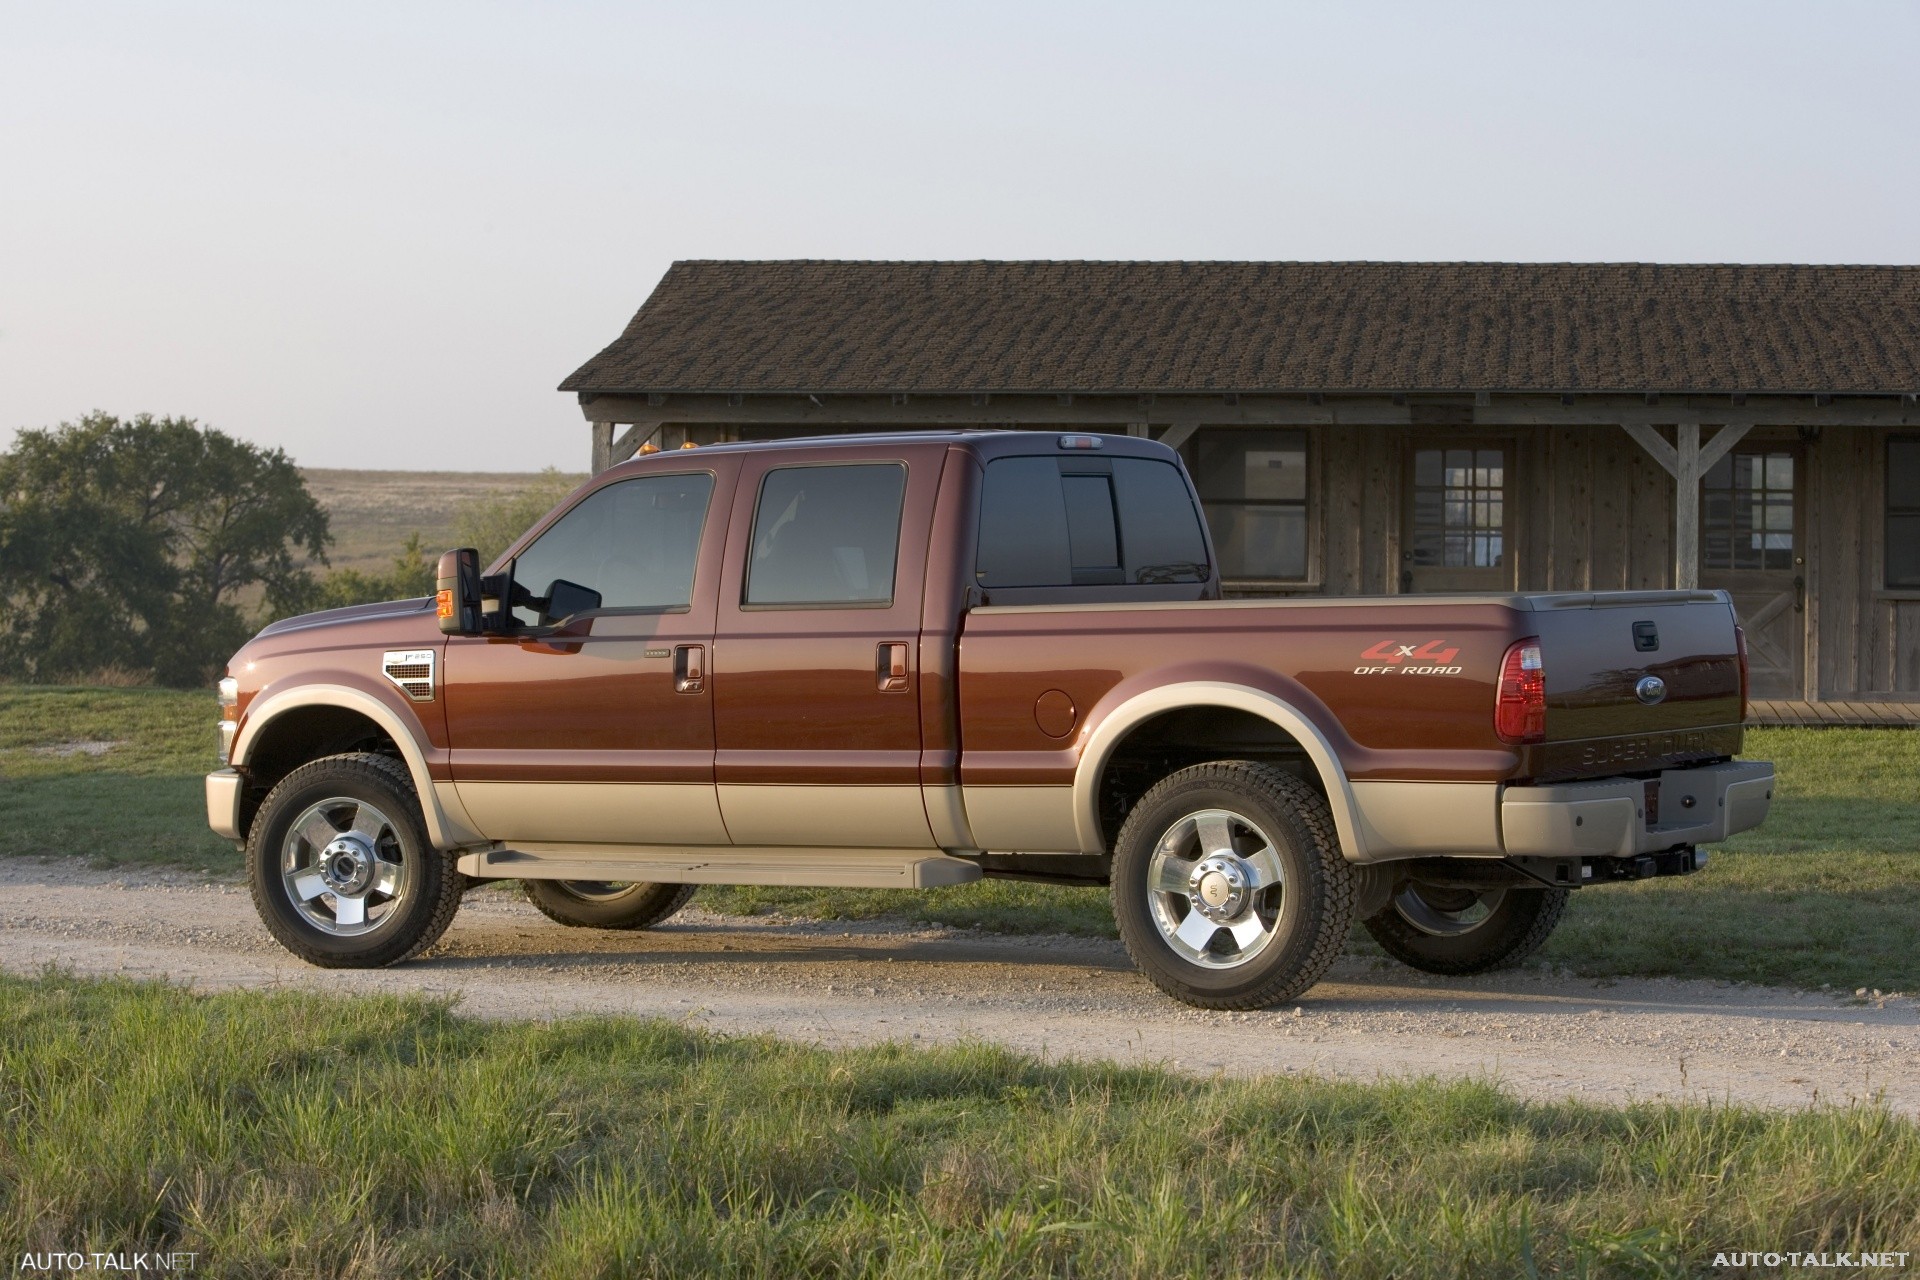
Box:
[247, 752, 463, 968]
[1363, 882, 1568, 975]
[522, 880, 696, 930]
[1112, 761, 1356, 1010]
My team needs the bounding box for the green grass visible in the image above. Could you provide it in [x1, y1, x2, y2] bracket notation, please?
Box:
[2, 970, 1915, 1279]
[3, 687, 1917, 991]
[0, 687, 233, 870]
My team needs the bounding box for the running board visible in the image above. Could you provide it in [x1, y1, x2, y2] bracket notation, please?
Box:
[456, 844, 983, 889]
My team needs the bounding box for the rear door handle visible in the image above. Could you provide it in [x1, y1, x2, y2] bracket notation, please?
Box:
[674, 644, 705, 694]
[877, 642, 909, 692]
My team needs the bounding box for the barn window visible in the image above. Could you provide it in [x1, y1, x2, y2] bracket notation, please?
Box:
[1191, 428, 1309, 581]
[1887, 437, 1920, 589]
[1409, 447, 1505, 568]
[1702, 451, 1794, 572]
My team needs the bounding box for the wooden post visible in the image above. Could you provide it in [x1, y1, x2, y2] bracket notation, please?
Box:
[591, 421, 614, 474]
[1619, 422, 1751, 591]
[1673, 423, 1701, 589]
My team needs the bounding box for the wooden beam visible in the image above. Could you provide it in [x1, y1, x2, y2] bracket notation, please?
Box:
[590, 421, 614, 474]
[1674, 424, 1701, 590]
[1156, 423, 1198, 450]
[1622, 423, 1678, 477]
[1697, 422, 1753, 473]
[610, 423, 653, 466]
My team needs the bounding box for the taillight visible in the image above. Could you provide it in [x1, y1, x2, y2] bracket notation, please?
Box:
[1734, 625, 1750, 722]
[1495, 638, 1546, 744]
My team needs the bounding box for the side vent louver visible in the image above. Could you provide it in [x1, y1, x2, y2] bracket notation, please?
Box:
[382, 649, 436, 702]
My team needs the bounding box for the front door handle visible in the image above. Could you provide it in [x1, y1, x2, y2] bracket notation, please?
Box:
[877, 642, 909, 692]
[674, 644, 705, 694]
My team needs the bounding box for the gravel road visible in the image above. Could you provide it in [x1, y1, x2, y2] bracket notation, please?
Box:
[3, 857, 1914, 1115]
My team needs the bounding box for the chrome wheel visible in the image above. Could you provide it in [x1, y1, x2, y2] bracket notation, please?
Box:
[553, 881, 636, 901]
[1146, 807, 1287, 970]
[281, 797, 410, 937]
[1392, 884, 1506, 937]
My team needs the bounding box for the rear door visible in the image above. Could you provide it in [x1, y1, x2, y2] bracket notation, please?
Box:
[1698, 445, 1805, 699]
[444, 461, 736, 845]
[712, 444, 944, 848]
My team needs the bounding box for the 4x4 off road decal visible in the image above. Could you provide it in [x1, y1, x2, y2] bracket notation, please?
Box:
[1354, 640, 1463, 676]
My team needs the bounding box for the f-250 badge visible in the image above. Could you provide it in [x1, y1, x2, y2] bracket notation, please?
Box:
[1354, 639, 1463, 675]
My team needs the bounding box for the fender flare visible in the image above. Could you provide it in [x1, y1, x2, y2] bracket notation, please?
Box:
[1071, 680, 1367, 862]
[231, 683, 478, 851]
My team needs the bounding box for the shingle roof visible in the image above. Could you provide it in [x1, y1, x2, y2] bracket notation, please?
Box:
[560, 260, 1920, 396]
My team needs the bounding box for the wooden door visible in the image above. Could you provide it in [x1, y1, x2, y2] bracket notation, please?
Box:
[1698, 446, 1806, 699]
[1402, 442, 1515, 593]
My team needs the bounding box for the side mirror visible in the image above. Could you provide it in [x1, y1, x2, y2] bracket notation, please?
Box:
[542, 578, 603, 625]
[435, 548, 482, 635]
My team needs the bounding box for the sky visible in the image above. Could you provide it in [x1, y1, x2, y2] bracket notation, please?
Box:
[3, 1, 1917, 472]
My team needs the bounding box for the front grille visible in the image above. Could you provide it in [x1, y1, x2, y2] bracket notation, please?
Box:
[382, 649, 436, 702]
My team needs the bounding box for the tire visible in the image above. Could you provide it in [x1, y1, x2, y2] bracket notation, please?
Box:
[522, 880, 696, 930]
[1111, 761, 1356, 1010]
[246, 752, 463, 968]
[1363, 881, 1568, 975]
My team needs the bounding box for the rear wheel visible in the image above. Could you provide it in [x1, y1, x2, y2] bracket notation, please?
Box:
[522, 880, 696, 930]
[1363, 881, 1568, 975]
[247, 753, 463, 968]
[1112, 761, 1355, 1010]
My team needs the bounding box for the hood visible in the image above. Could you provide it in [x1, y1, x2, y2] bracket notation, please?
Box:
[253, 596, 435, 641]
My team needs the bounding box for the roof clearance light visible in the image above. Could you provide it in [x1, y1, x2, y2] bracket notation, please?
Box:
[1057, 434, 1104, 450]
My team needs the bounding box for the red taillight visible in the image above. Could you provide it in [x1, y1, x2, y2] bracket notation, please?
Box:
[1734, 624, 1750, 723]
[1495, 637, 1546, 744]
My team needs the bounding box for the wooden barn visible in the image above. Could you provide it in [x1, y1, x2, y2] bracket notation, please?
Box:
[559, 261, 1920, 724]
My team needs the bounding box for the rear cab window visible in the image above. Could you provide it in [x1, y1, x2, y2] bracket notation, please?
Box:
[976, 453, 1211, 598]
[745, 463, 908, 607]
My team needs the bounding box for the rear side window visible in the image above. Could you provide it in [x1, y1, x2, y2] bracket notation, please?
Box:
[511, 472, 715, 625]
[977, 455, 1210, 588]
[746, 463, 907, 606]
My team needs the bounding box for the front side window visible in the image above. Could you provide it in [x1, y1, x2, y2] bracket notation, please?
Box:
[1193, 429, 1309, 581]
[746, 463, 906, 606]
[1702, 451, 1794, 572]
[510, 472, 716, 626]
[976, 455, 1210, 588]
[1887, 438, 1920, 588]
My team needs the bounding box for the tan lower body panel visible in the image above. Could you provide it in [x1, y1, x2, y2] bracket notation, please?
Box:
[1348, 781, 1503, 862]
[960, 785, 1082, 853]
[452, 781, 729, 846]
[718, 784, 936, 848]
[457, 844, 981, 888]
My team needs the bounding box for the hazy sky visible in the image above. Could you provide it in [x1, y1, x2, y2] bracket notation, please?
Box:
[5, 1, 1917, 471]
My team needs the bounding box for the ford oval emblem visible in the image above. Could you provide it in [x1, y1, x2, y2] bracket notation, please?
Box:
[1635, 675, 1667, 705]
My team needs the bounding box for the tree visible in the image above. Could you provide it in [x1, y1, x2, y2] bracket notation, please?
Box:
[455, 468, 579, 565]
[304, 532, 436, 611]
[0, 413, 330, 686]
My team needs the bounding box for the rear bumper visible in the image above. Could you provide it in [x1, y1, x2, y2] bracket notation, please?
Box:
[1501, 759, 1774, 858]
[205, 769, 244, 842]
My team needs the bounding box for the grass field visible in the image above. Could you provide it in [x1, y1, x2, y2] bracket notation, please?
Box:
[1, 686, 1915, 992]
[2, 970, 1915, 1279]
[300, 467, 584, 574]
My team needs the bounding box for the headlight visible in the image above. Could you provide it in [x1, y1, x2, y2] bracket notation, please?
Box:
[217, 677, 238, 764]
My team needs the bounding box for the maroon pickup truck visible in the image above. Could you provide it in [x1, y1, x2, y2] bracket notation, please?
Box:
[207, 431, 1772, 1008]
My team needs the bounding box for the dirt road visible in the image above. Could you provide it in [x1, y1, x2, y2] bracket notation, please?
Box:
[3, 858, 1914, 1114]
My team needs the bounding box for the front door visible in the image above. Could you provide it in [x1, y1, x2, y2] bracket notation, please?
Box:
[1402, 442, 1514, 592]
[1699, 445, 1806, 699]
[444, 463, 735, 845]
[712, 446, 942, 849]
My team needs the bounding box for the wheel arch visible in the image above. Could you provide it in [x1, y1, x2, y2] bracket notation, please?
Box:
[232, 684, 476, 850]
[1073, 681, 1367, 862]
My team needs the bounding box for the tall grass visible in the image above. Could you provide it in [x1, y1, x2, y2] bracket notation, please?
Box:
[2, 971, 1915, 1278]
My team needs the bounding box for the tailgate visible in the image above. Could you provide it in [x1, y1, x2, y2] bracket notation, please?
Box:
[1525, 590, 1744, 770]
